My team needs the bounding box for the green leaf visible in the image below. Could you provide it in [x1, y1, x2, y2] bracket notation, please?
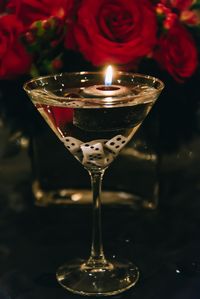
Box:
[192, 2, 200, 9]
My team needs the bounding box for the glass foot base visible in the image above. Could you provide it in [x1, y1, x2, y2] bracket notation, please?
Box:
[56, 258, 139, 296]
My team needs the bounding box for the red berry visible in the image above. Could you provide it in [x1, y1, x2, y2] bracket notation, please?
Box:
[52, 59, 63, 70]
[25, 31, 35, 44]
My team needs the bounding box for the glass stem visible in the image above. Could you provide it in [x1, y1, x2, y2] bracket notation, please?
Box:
[86, 169, 108, 268]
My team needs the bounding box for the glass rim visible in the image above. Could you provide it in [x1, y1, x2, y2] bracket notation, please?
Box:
[23, 71, 165, 106]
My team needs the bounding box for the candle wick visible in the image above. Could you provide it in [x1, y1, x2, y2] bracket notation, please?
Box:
[105, 80, 112, 87]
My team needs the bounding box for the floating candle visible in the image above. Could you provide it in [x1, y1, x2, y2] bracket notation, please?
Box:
[83, 66, 131, 98]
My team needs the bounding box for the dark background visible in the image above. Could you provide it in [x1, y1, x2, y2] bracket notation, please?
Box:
[0, 61, 200, 298]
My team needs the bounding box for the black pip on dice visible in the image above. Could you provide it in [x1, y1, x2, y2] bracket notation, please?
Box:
[60, 135, 130, 168]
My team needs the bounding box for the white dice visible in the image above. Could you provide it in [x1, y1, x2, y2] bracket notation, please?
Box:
[61, 136, 82, 154]
[59, 135, 129, 168]
[105, 135, 128, 154]
[81, 141, 105, 167]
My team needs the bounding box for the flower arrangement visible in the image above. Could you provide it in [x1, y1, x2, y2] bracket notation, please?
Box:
[0, 0, 200, 83]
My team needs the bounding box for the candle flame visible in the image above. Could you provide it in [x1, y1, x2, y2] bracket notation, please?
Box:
[105, 65, 113, 86]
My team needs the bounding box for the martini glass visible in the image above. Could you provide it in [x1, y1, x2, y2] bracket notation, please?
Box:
[24, 71, 164, 296]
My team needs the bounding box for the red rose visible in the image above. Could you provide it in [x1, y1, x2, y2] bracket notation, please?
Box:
[180, 9, 200, 25]
[154, 24, 198, 82]
[160, 0, 194, 10]
[0, 15, 32, 79]
[8, 0, 73, 26]
[65, 0, 157, 67]
[170, 0, 194, 10]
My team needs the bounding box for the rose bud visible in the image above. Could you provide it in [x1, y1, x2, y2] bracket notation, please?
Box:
[164, 12, 178, 29]
[41, 19, 51, 30]
[25, 31, 35, 44]
[52, 58, 63, 70]
[180, 10, 200, 25]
